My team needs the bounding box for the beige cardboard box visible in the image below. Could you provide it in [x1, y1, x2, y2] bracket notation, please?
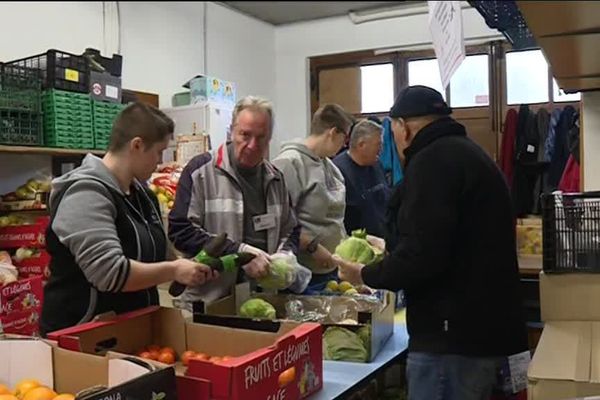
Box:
[528, 321, 600, 400]
[539, 272, 600, 322]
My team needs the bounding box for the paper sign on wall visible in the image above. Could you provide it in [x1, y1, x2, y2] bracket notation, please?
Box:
[428, 1, 465, 90]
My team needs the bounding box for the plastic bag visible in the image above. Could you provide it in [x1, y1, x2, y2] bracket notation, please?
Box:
[256, 252, 312, 293]
[0, 262, 18, 285]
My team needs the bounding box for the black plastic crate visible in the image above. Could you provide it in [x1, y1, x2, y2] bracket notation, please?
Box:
[7, 49, 89, 93]
[0, 110, 42, 145]
[542, 192, 600, 272]
[82, 48, 123, 77]
[0, 64, 42, 112]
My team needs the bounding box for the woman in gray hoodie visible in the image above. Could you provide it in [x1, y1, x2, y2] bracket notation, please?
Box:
[272, 104, 354, 290]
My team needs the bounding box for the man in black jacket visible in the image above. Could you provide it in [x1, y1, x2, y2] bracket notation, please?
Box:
[335, 86, 528, 400]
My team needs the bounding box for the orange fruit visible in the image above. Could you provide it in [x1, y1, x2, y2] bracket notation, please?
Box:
[181, 350, 197, 366]
[209, 356, 222, 363]
[0, 385, 11, 395]
[0, 395, 18, 400]
[278, 366, 296, 387]
[147, 350, 160, 361]
[221, 356, 233, 361]
[157, 351, 175, 365]
[22, 387, 57, 400]
[138, 351, 152, 360]
[146, 344, 161, 353]
[192, 353, 209, 362]
[53, 395, 74, 400]
[160, 347, 176, 357]
[14, 380, 41, 399]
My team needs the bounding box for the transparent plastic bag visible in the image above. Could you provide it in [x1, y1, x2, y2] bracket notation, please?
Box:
[256, 252, 312, 293]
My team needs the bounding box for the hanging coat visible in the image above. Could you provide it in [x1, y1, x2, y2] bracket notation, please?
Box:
[379, 117, 403, 186]
[499, 108, 518, 188]
[547, 106, 576, 191]
[558, 156, 580, 193]
[512, 105, 540, 216]
[532, 108, 550, 214]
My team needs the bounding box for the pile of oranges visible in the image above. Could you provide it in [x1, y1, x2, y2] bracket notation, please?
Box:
[136, 344, 235, 366]
[136, 345, 176, 365]
[180, 350, 233, 366]
[0, 380, 73, 400]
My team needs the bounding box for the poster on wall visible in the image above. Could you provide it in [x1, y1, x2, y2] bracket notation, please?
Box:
[428, 1, 465, 90]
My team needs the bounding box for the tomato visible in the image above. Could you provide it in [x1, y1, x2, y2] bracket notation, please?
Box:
[181, 350, 197, 366]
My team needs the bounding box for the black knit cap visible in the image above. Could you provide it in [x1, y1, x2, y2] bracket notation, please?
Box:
[389, 85, 452, 119]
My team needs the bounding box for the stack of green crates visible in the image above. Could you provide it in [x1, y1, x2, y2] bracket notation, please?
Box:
[42, 89, 93, 149]
[93, 101, 125, 150]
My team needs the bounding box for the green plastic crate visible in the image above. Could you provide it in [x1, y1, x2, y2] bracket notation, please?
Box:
[0, 64, 42, 112]
[0, 109, 42, 145]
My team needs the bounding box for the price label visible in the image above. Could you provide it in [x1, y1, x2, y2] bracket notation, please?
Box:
[64, 69, 79, 82]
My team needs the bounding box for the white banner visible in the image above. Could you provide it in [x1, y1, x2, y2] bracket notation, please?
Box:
[428, 1, 465, 90]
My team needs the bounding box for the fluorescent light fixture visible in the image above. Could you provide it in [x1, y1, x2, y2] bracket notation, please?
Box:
[372, 34, 505, 55]
[348, 1, 472, 24]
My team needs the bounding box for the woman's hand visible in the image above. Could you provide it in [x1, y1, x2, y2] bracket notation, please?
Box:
[173, 258, 218, 287]
[333, 255, 365, 285]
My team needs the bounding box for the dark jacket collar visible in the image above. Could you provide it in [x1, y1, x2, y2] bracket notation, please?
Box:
[404, 117, 467, 167]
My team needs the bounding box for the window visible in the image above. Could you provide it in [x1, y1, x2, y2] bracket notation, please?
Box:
[360, 64, 394, 113]
[449, 54, 489, 107]
[408, 58, 446, 100]
[506, 50, 549, 105]
[553, 79, 581, 103]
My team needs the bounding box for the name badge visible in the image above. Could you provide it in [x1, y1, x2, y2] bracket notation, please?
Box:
[253, 213, 276, 231]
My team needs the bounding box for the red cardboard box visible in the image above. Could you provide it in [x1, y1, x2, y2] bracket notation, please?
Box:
[0, 275, 44, 316]
[0, 307, 41, 336]
[48, 306, 323, 400]
[0, 216, 49, 249]
[12, 249, 51, 279]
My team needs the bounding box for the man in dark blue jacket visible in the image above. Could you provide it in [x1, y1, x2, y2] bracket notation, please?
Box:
[335, 86, 528, 400]
[333, 119, 391, 237]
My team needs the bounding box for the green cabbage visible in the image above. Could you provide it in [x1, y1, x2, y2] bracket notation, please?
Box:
[335, 229, 377, 264]
[322, 327, 368, 363]
[257, 257, 295, 290]
[357, 325, 371, 359]
[239, 298, 276, 319]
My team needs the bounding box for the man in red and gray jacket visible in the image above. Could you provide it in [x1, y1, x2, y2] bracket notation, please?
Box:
[168, 96, 300, 306]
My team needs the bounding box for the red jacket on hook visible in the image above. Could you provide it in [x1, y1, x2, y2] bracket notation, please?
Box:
[558, 155, 580, 193]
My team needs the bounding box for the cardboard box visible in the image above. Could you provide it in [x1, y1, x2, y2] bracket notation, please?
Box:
[176, 135, 210, 165]
[528, 321, 600, 400]
[0, 276, 43, 316]
[184, 75, 236, 106]
[0, 276, 44, 336]
[195, 284, 395, 362]
[539, 272, 600, 321]
[48, 306, 323, 400]
[516, 218, 542, 256]
[12, 249, 51, 280]
[0, 216, 49, 249]
[0, 336, 177, 399]
[1, 308, 41, 336]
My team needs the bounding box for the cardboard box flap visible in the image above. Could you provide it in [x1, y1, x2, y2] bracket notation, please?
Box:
[590, 322, 600, 383]
[108, 358, 153, 387]
[50, 307, 188, 356]
[185, 319, 299, 357]
[52, 345, 107, 394]
[540, 272, 600, 322]
[529, 321, 591, 382]
[0, 339, 53, 388]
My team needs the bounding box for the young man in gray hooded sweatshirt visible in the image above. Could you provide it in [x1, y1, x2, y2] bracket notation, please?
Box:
[272, 104, 353, 290]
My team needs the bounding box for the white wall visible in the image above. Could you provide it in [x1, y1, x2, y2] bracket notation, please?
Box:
[272, 8, 498, 154]
[206, 2, 275, 101]
[0, 1, 277, 193]
[0, 1, 206, 108]
[583, 91, 600, 190]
